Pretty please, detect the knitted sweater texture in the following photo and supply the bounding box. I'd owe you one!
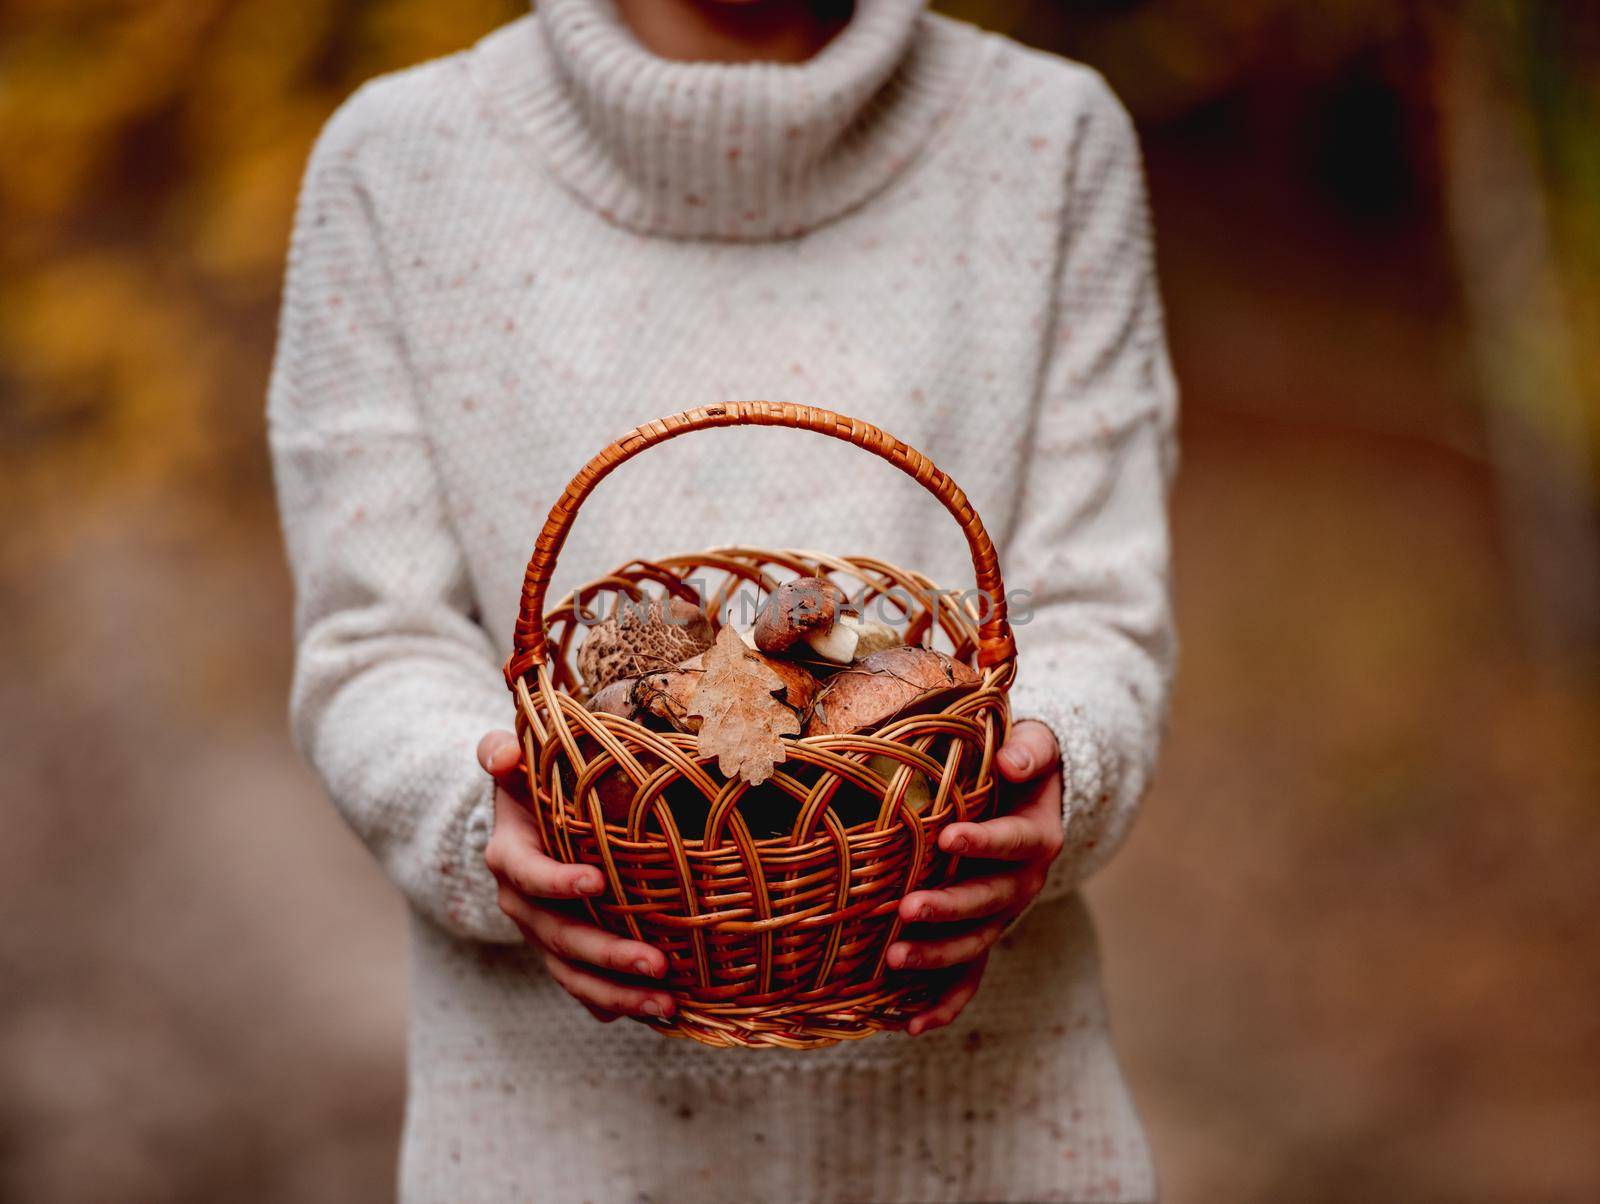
[267,1,1177,1200]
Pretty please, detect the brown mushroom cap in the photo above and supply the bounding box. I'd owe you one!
[593,768,638,826]
[756,654,821,713]
[586,678,638,719]
[632,658,703,731]
[559,733,641,826]
[752,577,844,654]
[577,595,713,694]
[803,646,979,737]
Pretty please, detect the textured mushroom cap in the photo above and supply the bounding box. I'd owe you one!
[753,577,843,653]
[803,647,979,737]
[845,616,903,660]
[576,596,714,693]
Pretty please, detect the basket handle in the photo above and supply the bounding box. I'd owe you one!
[506,402,1017,684]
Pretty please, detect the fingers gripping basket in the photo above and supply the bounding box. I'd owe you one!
[504,403,1017,1049]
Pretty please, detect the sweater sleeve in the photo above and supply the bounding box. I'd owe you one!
[267,93,518,944]
[1003,76,1178,899]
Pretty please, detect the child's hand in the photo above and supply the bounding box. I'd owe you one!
[888,720,1065,1036]
[478,731,676,1025]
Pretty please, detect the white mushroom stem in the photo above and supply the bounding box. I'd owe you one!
[803,613,901,664]
[803,616,860,663]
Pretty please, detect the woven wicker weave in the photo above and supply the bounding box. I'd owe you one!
[504,404,1017,1049]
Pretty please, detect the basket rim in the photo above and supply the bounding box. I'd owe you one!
[515,669,1010,853]
[514,545,1016,850]
[506,403,1018,683]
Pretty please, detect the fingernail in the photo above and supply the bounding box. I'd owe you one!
[916,904,932,921]
[641,1000,663,1017]
[634,958,656,977]
[1003,748,1031,775]
[576,873,604,895]
[907,1019,924,1036]
[950,835,970,854]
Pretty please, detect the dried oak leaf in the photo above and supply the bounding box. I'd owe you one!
[637,650,818,734]
[687,626,801,785]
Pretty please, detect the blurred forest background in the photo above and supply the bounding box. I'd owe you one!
[2,1,1597,1201]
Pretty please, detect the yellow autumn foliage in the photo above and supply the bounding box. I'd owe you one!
[0,0,1592,525]
[0,0,523,519]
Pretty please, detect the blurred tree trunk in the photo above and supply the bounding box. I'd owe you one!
[1435,1,1600,683]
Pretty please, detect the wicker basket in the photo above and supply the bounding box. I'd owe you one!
[503,403,1017,1049]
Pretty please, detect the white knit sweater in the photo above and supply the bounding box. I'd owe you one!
[268,1,1176,1200]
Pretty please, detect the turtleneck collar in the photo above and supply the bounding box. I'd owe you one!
[472,0,981,241]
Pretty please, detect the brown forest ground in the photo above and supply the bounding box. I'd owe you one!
[2,56,1597,1204]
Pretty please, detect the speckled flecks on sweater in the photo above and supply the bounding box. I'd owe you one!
[268,1,1176,1200]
